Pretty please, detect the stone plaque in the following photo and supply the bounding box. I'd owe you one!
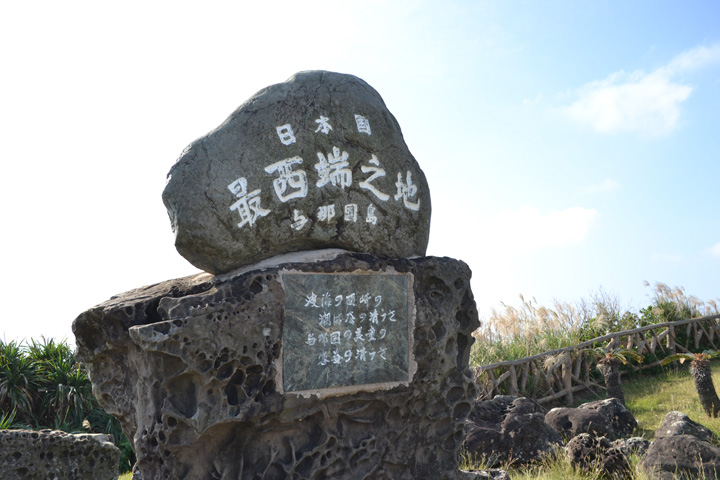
[280,271,414,394]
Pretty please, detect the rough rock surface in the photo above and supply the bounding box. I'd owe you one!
[458,469,512,479]
[545,398,636,441]
[0,429,120,480]
[463,395,563,466]
[611,437,651,457]
[73,253,478,480]
[577,398,637,438]
[545,406,614,440]
[640,434,720,480]
[565,433,631,479]
[163,71,431,274]
[654,410,715,441]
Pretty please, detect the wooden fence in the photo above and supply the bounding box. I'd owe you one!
[473,313,720,406]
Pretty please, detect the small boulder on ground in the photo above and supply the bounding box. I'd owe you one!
[565,433,632,479]
[640,434,720,480]
[464,395,563,466]
[458,469,511,479]
[578,398,637,438]
[611,437,651,457]
[545,397,637,440]
[654,410,715,441]
[545,406,614,440]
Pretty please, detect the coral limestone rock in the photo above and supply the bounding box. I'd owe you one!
[73,253,478,479]
[0,429,120,480]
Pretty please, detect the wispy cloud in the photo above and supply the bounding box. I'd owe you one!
[583,179,620,194]
[485,206,597,254]
[706,241,720,259]
[560,44,720,137]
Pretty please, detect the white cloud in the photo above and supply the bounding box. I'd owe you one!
[583,179,620,194]
[484,206,597,254]
[661,44,720,75]
[706,242,720,259]
[561,44,720,137]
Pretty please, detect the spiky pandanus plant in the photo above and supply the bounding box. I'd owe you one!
[661,350,720,417]
[587,346,643,405]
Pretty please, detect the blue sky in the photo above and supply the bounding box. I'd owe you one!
[1,1,718,344]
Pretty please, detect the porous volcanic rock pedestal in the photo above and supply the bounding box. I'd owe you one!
[162,70,431,274]
[0,429,121,480]
[73,253,479,479]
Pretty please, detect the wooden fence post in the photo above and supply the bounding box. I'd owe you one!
[562,351,573,405]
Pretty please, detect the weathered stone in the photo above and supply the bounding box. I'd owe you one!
[545,406,614,440]
[545,398,636,441]
[162,71,431,274]
[611,436,651,457]
[458,469,512,479]
[565,433,631,479]
[654,410,715,441]
[577,398,637,439]
[0,429,121,480]
[464,395,563,466]
[640,434,720,480]
[73,253,478,479]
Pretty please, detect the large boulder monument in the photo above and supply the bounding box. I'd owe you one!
[73,71,479,480]
[162,70,431,274]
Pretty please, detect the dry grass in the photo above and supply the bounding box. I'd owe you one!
[471,283,720,366]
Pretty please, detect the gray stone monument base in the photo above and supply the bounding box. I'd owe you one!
[73,252,479,480]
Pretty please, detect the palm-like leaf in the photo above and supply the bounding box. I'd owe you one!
[0,340,41,424]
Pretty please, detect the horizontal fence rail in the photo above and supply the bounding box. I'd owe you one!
[473,313,720,405]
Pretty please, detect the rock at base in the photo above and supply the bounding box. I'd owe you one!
[545,398,637,441]
[463,395,563,467]
[73,253,478,480]
[565,433,631,479]
[640,434,720,480]
[654,410,715,442]
[577,398,637,438]
[545,407,613,440]
[0,429,121,480]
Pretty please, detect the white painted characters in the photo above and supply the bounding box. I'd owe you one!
[276,124,297,145]
[359,155,390,201]
[264,157,308,202]
[227,178,271,228]
[314,115,333,134]
[228,113,421,231]
[394,171,421,211]
[354,114,371,135]
[315,146,352,189]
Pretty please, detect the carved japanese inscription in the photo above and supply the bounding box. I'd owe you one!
[280,271,414,394]
[162,71,431,274]
[226,115,422,232]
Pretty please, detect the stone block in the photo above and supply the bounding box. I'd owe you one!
[0,429,120,480]
[73,252,478,479]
